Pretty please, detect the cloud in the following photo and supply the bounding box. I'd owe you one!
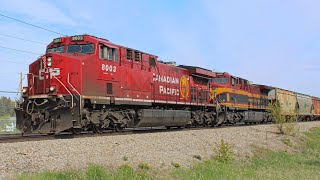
[0,0,76,26]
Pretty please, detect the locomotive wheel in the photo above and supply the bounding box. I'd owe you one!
[71,128,82,135]
[94,126,104,134]
[115,124,124,132]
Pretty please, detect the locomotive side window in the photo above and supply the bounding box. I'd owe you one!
[217,93,227,102]
[99,44,118,62]
[100,45,108,59]
[108,48,113,60]
[231,77,236,86]
[114,49,118,62]
[230,94,236,102]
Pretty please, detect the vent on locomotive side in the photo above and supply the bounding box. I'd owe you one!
[127,49,133,60]
[107,83,113,94]
[149,56,156,67]
[134,51,141,61]
[165,61,176,66]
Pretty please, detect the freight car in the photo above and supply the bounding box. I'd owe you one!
[268,88,320,121]
[14,34,319,134]
[312,97,320,118]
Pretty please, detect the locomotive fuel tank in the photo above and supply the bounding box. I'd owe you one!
[135,109,191,127]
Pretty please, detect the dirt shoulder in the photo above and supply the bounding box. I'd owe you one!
[1,121,319,178]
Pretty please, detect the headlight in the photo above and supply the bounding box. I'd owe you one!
[47,57,52,67]
[49,86,56,92]
[22,87,28,94]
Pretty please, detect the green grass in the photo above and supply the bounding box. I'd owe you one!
[174,128,320,179]
[19,128,320,180]
[19,164,154,180]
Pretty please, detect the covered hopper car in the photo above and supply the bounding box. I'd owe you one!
[268,88,320,121]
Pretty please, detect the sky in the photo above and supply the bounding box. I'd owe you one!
[0,0,319,99]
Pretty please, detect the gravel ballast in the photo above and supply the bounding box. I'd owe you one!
[1,121,320,178]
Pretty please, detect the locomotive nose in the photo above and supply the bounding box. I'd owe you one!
[38,55,61,94]
[28,53,77,96]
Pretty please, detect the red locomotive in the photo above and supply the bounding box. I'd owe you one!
[15,34,317,135]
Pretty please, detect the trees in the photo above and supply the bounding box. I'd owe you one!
[0,96,15,117]
[0,96,16,132]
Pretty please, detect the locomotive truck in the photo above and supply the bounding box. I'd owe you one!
[15,34,319,134]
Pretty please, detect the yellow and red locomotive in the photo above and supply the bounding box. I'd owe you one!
[15,34,275,134]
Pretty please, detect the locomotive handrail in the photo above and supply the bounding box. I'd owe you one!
[27,73,37,95]
[53,75,74,109]
[67,73,81,96]
[67,73,81,109]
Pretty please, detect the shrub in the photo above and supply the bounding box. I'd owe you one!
[267,101,298,135]
[122,155,128,161]
[121,163,132,168]
[172,162,181,168]
[213,139,234,163]
[281,138,293,147]
[138,162,151,170]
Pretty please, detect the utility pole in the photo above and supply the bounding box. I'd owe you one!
[19,72,22,104]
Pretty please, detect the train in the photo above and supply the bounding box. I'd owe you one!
[14,34,320,134]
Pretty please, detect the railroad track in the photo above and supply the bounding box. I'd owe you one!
[0,127,181,143]
[0,122,265,143]
[11,120,320,143]
[0,133,53,143]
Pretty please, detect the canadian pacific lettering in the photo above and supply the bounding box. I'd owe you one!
[159,86,179,95]
[153,73,180,95]
[152,73,179,84]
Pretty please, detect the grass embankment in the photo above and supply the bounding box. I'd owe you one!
[19,128,320,179]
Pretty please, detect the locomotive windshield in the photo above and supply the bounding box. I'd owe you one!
[213,77,228,84]
[67,44,94,54]
[47,46,64,53]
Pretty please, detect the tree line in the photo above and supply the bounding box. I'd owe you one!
[0,96,15,118]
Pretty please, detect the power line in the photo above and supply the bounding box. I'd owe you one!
[0,90,20,94]
[0,33,46,45]
[0,45,41,55]
[0,59,29,65]
[0,13,66,36]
